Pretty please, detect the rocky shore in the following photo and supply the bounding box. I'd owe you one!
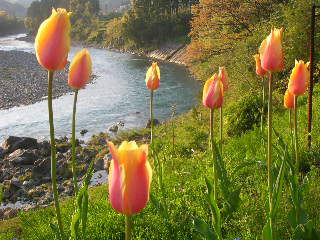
[0,134,110,220]
[0,50,72,110]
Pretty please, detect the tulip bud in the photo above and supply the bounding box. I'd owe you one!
[218,66,229,91]
[288,60,309,96]
[284,89,294,109]
[202,73,224,109]
[108,141,152,215]
[145,62,160,90]
[253,54,267,76]
[35,8,71,71]
[259,28,284,72]
[68,49,92,89]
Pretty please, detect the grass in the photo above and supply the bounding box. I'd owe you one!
[1,85,320,239]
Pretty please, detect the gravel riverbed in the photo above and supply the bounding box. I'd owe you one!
[0,50,71,110]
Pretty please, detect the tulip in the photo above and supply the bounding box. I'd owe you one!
[145,62,160,145]
[284,89,294,109]
[288,60,309,96]
[259,27,285,239]
[253,54,267,76]
[259,28,284,72]
[145,62,160,90]
[218,66,229,91]
[108,141,152,215]
[202,73,223,109]
[35,8,71,71]
[68,49,92,89]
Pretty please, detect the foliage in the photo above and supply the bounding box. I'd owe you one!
[0,10,24,36]
[104,2,192,50]
[225,93,265,137]
[188,0,320,102]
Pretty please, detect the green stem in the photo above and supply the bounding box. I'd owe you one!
[150,90,154,146]
[267,72,273,238]
[219,106,223,154]
[125,214,133,240]
[71,90,79,195]
[261,77,265,133]
[210,108,217,201]
[48,71,65,239]
[289,109,295,159]
[294,96,299,173]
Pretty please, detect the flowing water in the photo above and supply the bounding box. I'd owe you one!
[0,34,199,141]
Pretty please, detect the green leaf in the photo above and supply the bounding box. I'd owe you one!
[294,220,320,240]
[262,222,273,240]
[193,218,218,240]
[271,149,286,219]
[150,194,169,219]
[81,191,89,234]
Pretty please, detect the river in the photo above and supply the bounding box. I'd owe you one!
[0,34,199,141]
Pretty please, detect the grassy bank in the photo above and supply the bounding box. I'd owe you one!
[1,82,320,239]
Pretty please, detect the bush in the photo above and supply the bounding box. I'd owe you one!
[225,93,264,137]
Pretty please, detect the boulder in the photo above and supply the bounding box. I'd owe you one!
[2,136,38,154]
[32,157,50,178]
[109,125,118,133]
[146,119,160,128]
[38,140,51,157]
[8,149,39,165]
[80,129,88,135]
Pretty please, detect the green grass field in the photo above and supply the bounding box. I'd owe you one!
[1,85,320,240]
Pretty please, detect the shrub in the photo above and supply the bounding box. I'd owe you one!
[225,94,264,137]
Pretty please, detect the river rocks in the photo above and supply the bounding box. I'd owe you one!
[38,140,51,157]
[32,157,51,179]
[0,50,73,110]
[0,135,107,216]
[2,136,38,154]
[109,125,118,132]
[8,149,39,165]
[146,119,160,128]
[80,129,88,135]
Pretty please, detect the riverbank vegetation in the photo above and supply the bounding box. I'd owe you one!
[1,83,320,239]
[0,10,24,36]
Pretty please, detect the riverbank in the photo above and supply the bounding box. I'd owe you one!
[1,91,320,239]
[0,50,72,110]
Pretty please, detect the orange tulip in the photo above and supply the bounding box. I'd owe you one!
[218,66,229,91]
[284,89,295,109]
[145,62,160,90]
[108,141,152,215]
[253,54,267,76]
[68,49,92,89]
[288,60,309,96]
[35,8,71,71]
[202,73,224,109]
[259,28,284,72]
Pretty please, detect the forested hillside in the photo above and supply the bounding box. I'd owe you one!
[0,0,26,17]
[187,0,318,101]
[0,10,24,35]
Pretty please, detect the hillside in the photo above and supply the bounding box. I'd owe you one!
[5,0,33,8]
[0,0,26,17]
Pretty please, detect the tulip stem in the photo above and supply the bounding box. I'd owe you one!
[267,72,274,238]
[294,96,299,173]
[71,90,79,195]
[210,108,217,201]
[150,90,154,146]
[125,214,133,240]
[48,71,65,239]
[261,77,266,134]
[219,106,223,154]
[289,109,295,159]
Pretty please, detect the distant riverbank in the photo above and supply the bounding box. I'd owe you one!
[0,50,72,110]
